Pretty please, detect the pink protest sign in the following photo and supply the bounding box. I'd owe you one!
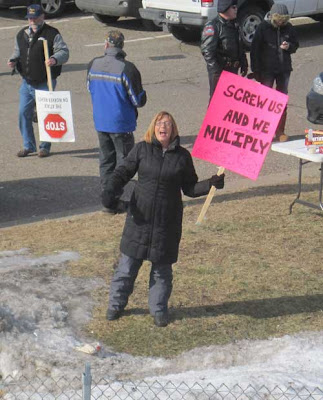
[192,71,289,180]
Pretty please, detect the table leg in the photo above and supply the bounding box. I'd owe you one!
[319,162,323,210]
[289,158,303,214]
[289,160,323,213]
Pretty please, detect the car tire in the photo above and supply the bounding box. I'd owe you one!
[169,26,201,43]
[40,0,66,18]
[93,13,119,24]
[141,19,162,31]
[237,5,266,49]
[312,14,323,22]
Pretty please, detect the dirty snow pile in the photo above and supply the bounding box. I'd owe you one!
[0,249,322,393]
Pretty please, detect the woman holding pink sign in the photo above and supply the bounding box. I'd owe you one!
[102,111,225,327]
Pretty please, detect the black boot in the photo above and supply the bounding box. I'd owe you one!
[153,311,168,327]
[106,309,123,321]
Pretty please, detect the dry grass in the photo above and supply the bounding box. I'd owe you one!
[1,182,323,357]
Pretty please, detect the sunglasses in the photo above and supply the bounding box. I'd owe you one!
[156,121,172,127]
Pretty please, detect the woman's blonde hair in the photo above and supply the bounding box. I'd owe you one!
[143,111,179,144]
[271,13,290,27]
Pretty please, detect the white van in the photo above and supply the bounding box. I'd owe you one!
[139,0,323,46]
[75,0,142,23]
[281,0,323,19]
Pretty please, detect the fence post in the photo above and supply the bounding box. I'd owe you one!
[82,362,92,400]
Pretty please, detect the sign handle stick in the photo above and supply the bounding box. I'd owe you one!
[196,166,225,225]
[43,39,53,91]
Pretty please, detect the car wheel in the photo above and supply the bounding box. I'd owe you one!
[312,14,323,22]
[40,0,66,18]
[93,13,119,24]
[238,6,266,49]
[141,19,162,31]
[169,26,201,43]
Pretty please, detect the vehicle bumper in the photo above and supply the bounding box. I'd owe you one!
[75,0,141,18]
[139,7,206,27]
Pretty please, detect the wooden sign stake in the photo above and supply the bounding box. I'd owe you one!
[42,39,53,91]
[196,166,225,225]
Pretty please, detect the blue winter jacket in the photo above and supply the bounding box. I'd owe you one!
[87,47,146,133]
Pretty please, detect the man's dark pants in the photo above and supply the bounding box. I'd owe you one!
[208,66,239,102]
[97,131,135,190]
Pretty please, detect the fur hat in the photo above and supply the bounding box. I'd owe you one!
[217,0,237,13]
[270,3,289,16]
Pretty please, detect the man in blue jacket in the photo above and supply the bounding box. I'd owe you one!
[87,30,147,211]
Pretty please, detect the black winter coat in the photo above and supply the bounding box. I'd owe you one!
[107,137,211,264]
[201,15,247,75]
[250,19,299,75]
[16,24,62,84]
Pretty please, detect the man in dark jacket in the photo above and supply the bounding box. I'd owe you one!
[250,4,299,142]
[87,30,147,211]
[201,0,248,101]
[8,4,69,158]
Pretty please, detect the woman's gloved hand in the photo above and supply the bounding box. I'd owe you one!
[210,173,225,189]
[102,189,117,209]
[240,66,248,77]
[102,190,129,214]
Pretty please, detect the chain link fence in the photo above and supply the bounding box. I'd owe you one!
[1,363,322,400]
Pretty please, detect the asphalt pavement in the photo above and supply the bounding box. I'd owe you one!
[1,7,322,228]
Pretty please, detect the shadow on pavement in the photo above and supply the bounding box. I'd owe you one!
[0,179,321,228]
[0,176,136,228]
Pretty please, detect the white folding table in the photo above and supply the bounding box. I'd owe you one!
[271,139,323,213]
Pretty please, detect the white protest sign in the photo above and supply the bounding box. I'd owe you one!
[35,90,75,142]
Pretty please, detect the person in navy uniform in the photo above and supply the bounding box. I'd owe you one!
[201,0,248,101]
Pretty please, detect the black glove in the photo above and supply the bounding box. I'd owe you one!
[102,189,118,209]
[210,174,225,189]
[247,72,261,82]
[254,71,261,82]
[240,66,248,77]
[102,190,129,214]
[114,199,128,214]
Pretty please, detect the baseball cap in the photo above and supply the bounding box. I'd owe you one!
[105,30,125,49]
[26,4,44,19]
[217,0,238,13]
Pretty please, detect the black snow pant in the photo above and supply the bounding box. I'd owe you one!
[108,253,173,315]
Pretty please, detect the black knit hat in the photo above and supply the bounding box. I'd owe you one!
[270,4,289,15]
[217,0,237,13]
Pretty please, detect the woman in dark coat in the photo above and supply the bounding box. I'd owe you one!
[104,111,225,327]
[250,3,299,142]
